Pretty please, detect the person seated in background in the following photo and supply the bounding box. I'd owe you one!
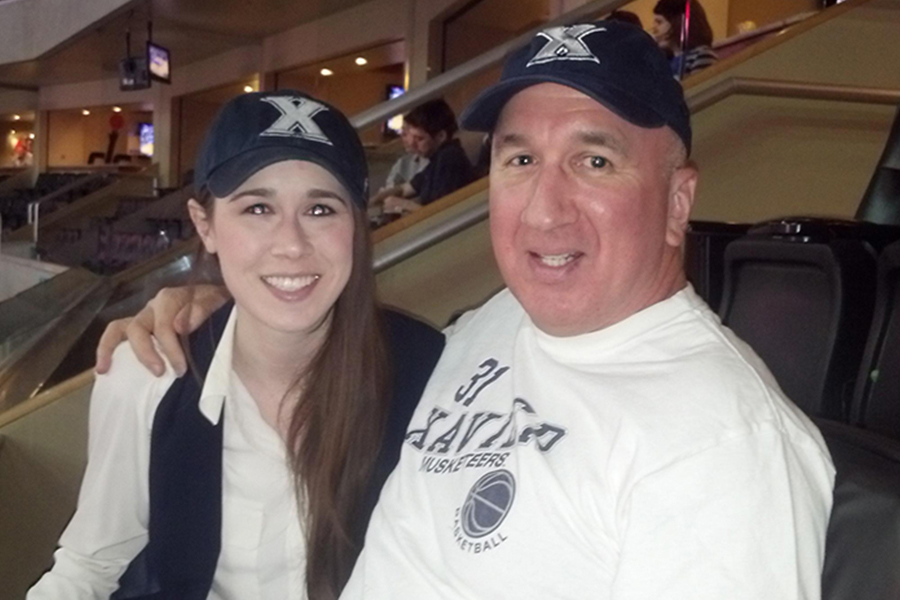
[652,0,718,79]
[379,121,429,191]
[370,99,475,215]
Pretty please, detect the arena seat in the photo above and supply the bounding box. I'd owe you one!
[818,418,900,599]
[857,105,900,226]
[850,241,900,439]
[718,223,877,420]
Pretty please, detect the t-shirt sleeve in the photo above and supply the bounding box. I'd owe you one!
[610,427,835,600]
[27,345,175,600]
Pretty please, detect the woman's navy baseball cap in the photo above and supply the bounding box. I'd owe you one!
[194,90,369,207]
[460,21,692,155]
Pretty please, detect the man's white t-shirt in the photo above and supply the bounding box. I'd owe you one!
[343,286,835,599]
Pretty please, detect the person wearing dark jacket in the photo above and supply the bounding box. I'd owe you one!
[371,99,475,215]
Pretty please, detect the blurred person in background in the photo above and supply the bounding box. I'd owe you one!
[652,0,718,78]
[370,99,474,215]
[379,121,429,192]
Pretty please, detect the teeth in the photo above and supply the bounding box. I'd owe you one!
[262,275,319,292]
[539,253,576,267]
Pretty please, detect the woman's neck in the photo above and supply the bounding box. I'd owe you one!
[231,307,330,437]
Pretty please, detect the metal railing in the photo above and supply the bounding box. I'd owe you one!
[350,0,631,130]
[24,171,110,247]
[688,78,900,113]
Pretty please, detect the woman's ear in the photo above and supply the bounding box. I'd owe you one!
[187,198,217,254]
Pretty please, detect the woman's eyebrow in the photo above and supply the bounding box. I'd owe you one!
[308,188,349,205]
[229,187,274,202]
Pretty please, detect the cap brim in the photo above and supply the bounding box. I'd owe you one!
[460,74,667,133]
[205,145,363,206]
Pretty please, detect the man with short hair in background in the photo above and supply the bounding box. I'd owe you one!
[342,21,834,599]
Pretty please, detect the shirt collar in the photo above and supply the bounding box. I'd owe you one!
[526,284,700,362]
[197,305,238,425]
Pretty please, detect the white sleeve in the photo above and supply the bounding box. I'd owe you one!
[610,427,835,600]
[382,156,406,190]
[27,345,175,600]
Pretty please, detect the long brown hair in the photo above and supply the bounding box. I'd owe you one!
[654,0,714,50]
[189,186,390,599]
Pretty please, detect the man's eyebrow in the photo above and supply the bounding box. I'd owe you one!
[229,187,273,201]
[577,130,628,156]
[492,132,529,149]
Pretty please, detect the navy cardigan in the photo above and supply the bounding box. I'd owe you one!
[111,305,445,599]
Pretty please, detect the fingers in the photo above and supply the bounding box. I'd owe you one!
[128,305,169,376]
[95,318,131,374]
[148,287,192,376]
[94,285,230,378]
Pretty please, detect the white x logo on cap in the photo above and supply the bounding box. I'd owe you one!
[526,25,606,67]
[259,96,333,145]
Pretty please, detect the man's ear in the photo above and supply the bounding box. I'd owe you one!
[665,163,698,248]
[435,130,449,146]
[187,198,217,254]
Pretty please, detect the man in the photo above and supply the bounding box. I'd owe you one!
[99,22,834,599]
[341,22,834,598]
[370,99,475,214]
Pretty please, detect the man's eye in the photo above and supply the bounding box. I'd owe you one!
[309,204,335,217]
[510,155,534,167]
[244,203,270,215]
[588,156,608,169]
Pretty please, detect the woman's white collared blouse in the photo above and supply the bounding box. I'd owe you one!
[28,307,307,600]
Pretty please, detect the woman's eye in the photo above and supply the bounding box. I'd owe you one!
[244,203,270,215]
[308,204,335,217]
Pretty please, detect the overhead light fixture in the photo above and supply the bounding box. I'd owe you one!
[10,130,15,135]
[82,109,91,116]
[112,106,122,113]
[243,85,254,93]
[29,133,35,139]
[12,114,21,121]
[355,57,368,66]
[320,68,334,76]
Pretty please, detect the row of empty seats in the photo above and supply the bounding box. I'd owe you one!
[0,173,115,233]
[712,218,900,441]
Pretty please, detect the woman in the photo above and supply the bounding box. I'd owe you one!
[28,91,444,600]
[651,0,718,79]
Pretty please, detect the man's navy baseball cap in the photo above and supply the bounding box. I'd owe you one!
[194,90,368,207]
[461,21,692,154]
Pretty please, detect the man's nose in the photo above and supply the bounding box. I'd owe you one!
[521,165,578,230]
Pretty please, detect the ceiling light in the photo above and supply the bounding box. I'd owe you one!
[82,109,91,116]
[112,106,122,113]
[320,68,334,76]
[243,85,254,93]
[29,133,35,139]
[12,114,20,121]
[10,130,15,135]
[355,57,368,66]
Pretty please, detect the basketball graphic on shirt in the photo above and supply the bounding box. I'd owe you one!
[461,470,516,538]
